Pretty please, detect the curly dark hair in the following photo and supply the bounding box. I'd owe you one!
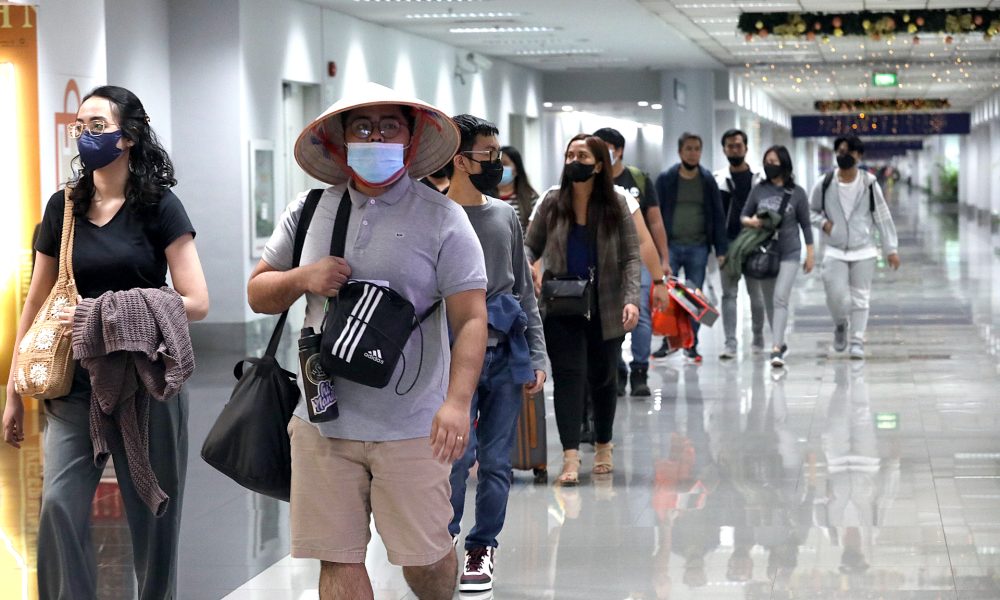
[70,85,176,217]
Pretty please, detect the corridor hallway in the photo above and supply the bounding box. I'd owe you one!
[3,184,1000,599]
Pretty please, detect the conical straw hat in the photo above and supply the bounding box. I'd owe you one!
[294,82,459,186]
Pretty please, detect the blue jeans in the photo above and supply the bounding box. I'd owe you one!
[619,267,652,375]
[448,344,523,549]
[668,243,710,348]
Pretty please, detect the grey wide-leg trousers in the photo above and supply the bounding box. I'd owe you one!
[37,389,188,600]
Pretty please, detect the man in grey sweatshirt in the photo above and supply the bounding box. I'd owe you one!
[445,114,547,594]
[810,135,901,359]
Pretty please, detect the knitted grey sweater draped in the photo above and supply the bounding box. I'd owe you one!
[72,287,194,516]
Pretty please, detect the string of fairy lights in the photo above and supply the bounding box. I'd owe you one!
[735,31,1000,108]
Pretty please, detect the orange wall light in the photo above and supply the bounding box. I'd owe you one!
[0,3,40,387]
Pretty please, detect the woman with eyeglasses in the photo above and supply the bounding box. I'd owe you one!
[2,85,208,599]
[524,134,640,485]
[498,145,539,232]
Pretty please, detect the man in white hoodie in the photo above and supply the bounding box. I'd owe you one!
[810,135,901,359]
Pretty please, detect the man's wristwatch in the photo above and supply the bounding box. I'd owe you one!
[653,276,668,286]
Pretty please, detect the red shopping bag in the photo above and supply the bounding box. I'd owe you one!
[650,291,694,351]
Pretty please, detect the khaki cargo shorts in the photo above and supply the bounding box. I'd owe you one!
[287,416,454,566]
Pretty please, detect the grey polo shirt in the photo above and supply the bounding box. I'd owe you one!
[262,175,488,441]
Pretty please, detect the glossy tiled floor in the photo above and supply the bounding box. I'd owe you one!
[4,184,1000,599]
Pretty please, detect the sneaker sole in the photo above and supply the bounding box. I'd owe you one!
[459,581,494,592]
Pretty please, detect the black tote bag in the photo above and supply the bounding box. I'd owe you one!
[200,188,326,501]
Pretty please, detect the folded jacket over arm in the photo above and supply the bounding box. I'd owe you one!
[72,287,195,516]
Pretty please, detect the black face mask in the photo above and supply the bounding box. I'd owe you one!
[836,154,857,170]
[468,159,503,193]
[727,155,745,167]
[764,164,783,181]
[429,167,448,180]
[681,160,699,171]
[566,161,596,183]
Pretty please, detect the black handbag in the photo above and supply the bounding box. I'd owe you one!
[200,188,324,501]
[743,190,791,280]
[541,269,594,319]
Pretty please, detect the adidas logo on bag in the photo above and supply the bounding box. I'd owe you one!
[363,349,384,364]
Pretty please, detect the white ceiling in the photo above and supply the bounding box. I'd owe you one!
[316,0,1000,114]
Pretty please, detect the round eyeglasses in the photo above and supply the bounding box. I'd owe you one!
[68,121,116,139]
[347,117,406,141]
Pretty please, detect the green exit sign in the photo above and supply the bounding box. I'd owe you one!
[873,72,898,87]
[875,412,899,430]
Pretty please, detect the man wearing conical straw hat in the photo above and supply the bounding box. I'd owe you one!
[248,82,488,599]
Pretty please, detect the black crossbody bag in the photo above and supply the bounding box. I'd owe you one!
[541,268,595,320]
[744,189,791,280]
[318,193,439,393]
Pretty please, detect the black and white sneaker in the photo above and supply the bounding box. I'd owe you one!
[651,339,677,359]
[460,546,495,593]
[770,344,788,368]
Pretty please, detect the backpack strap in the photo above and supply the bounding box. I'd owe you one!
[627,165,647,198]
[868,183,875,213]
[821,171,835,215]
[264,188,326,358]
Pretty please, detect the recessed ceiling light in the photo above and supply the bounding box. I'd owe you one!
[543,102,553,108]
[515,49,596,56]
[407,11,519,19]
[450,26,555,33]
[651,103,663,110]
[561,105,574,112]
[637,101,649,107]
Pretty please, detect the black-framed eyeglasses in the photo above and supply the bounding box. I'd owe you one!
[347,117,406,141]
[68,120,116,139]
[461,149,503,163]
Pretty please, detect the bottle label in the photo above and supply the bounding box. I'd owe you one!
[304,354,328,385]
[310,380,337,415]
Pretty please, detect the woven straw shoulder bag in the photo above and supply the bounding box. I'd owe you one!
[14,188,78,399]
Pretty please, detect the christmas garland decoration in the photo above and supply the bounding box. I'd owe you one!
[815,99,951,113]
[738,10,1000,42]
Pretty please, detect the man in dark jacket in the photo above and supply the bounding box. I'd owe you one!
[653,133,727,362]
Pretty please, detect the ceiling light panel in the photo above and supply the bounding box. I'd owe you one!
[405,12,519,19]
[450,26,555,33]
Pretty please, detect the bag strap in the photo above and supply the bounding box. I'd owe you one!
[58,188,76,283]
[868,183,875,213]
[264,188,325,358]
[328,190,352,257]
[771,188,792,241]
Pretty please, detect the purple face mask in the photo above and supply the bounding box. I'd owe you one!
[77,130,124,171]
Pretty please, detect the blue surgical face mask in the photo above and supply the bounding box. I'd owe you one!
[77,130,124,171]
[499,166,514,186]
[346,142,406,186]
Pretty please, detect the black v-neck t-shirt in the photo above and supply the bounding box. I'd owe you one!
[35,190,196,299]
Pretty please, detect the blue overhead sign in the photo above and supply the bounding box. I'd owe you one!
[792,112,970,138]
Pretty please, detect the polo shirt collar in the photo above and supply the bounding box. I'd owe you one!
[348,173,412,208]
